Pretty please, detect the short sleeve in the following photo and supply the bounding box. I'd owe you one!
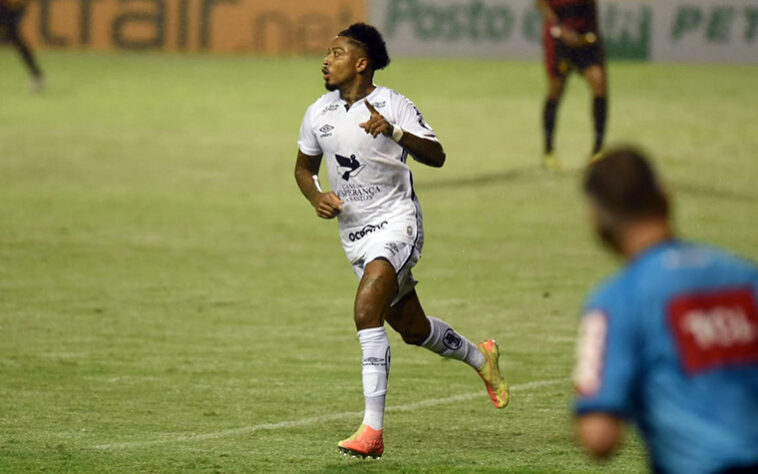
[297,104,322,156]
[392,94,439,143]
[573,285,639,418]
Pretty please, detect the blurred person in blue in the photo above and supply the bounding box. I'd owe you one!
[573,147,758,474]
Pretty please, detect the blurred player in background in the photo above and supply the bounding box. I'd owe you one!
[537,0,607,169]
[0,0,44,91]
[573,148,758,473]
[295,23,509,459]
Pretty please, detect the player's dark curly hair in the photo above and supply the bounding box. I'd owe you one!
[338,23,391,71]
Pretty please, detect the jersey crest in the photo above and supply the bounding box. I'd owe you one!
[335,154,365,181]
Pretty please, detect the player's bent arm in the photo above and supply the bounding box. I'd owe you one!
[574,413,624,458]
[294,150,343,219]
[398,133,446,168]
[360,101,446,168]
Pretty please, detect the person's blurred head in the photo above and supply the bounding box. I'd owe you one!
[322,23,390,92]
[583,147,671,256]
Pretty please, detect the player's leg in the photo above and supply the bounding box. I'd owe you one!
[339,258,397,459]
[353,258,395,437]
[385,290,510,408]
[544,75,566,157]
[582,64,607,157]
[542,32,567,170]
[385,290,483,368]
[6,11,45,91]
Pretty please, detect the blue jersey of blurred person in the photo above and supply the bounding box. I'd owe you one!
[573,147,758,474]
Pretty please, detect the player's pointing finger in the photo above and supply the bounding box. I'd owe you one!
[365,101,379,116]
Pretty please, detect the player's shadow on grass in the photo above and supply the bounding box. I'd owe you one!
[418,165,757,203]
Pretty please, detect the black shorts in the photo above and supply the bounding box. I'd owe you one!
[544,35,605,78]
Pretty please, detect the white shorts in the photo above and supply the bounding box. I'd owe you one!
[346,219,424,306]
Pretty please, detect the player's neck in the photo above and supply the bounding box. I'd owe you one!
[621,219,673,260]
[339,76,376,107]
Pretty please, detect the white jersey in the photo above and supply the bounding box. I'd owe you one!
[298,85,438,263]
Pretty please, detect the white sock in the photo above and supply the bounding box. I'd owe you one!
[358,327,389,431]
[421,316,485,370]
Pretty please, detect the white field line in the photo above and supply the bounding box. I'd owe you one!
[93,378,565,450]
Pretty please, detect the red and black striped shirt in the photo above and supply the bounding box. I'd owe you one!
[545,0,599,34]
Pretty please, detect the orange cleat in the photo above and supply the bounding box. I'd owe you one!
[338,424,384,459]
[476,339,510,409]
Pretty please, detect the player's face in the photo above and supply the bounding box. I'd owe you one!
[322,36,366,91]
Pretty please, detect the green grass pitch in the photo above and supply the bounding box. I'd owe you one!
[0,51,756,472]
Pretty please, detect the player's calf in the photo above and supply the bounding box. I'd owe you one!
[386,313,429,346]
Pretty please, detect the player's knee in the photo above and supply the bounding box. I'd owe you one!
[548,82,565,100]
[354,305,382,329]
[354,286,384,329]
[591,81,606,97]
[585,71,606,96]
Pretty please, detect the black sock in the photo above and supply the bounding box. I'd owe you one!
[592,96,607,154]
[543,99,559,154]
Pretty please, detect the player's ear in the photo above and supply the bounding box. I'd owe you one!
[355,57,368,73]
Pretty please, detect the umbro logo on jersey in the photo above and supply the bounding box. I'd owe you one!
[335,153,365,181]
[319,124,334,137]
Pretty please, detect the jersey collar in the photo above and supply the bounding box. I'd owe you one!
[629,238,679,266]
[339,84,381,112]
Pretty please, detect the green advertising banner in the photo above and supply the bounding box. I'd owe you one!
[652,0,758,62]
[370,0,651,60]
[602,1,651,60]
[370,0,758,63]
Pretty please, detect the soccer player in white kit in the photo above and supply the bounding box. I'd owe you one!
[294,23,509,459]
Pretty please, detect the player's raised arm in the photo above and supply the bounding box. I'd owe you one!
[294,150,343,219]
[359,100,446,168]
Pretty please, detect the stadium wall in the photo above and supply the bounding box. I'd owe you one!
[371,0,758,63]
[651,0,758,62]
[18,0,758,62]
[19,0,365,53]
